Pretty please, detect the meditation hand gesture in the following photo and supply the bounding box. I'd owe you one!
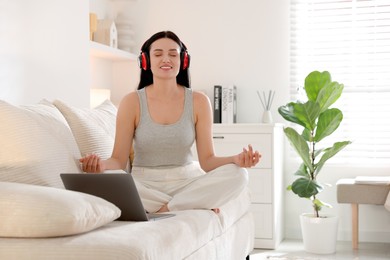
[234,145,261,168]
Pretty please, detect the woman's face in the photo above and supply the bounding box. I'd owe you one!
[149,38,181,79]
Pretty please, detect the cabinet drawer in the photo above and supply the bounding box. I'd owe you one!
[251,203,273,239]
[212,133,272,169]
[247,169,272,203]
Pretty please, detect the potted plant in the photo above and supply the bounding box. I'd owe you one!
[278,70,351,254]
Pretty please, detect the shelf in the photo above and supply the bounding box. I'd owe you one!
[89,41,137,61]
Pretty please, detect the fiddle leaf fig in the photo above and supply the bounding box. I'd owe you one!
[278,71,351,217]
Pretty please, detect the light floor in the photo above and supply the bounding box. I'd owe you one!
[250,239,390,260]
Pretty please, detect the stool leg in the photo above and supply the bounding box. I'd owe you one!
[351,203,359,249]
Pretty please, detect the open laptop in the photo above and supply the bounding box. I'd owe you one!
[60,173,175,221]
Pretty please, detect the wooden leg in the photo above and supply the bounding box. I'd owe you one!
[351,203,359,249]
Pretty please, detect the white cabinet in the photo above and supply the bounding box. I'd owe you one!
[212,123,284,249]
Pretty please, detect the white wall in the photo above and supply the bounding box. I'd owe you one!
[0,0,89,107]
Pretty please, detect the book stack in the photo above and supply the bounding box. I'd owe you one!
[213,85,237,124]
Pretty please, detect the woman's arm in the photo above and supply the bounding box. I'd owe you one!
[193,91,261,172]
[80,92,139,173]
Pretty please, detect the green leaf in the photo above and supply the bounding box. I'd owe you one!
[301,128,312,142]
[278,102,306,128]
[313,198,332,209]
[316,82,344,113]
[314,108,343,142]
[284,127,314,172]
[292,101,321,131]
[304,71,331,102]
[291,178,323,198]
[315,141,352,175]
[294,163,310,178]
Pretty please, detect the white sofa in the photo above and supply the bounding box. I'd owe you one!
[0,99,254,260]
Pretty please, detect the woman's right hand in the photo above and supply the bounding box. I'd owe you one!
[79,153,105,173]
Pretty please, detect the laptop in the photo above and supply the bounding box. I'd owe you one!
[60,173,175,221]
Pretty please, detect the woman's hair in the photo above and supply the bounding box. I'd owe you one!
[137,31,191,90]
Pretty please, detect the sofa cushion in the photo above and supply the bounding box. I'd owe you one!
[0,181,121,238]
[0,100,81,188]
[53,99,117,160]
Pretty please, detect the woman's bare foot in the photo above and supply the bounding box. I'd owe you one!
[212,208,220,214]
[157,203,169,213]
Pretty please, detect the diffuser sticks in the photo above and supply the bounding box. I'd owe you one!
[257,90,275,111]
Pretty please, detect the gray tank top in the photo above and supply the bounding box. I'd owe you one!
[132,87,195,168]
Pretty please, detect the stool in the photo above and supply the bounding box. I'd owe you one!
[336,178,390,249]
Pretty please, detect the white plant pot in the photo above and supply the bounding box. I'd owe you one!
[300,213,339,254]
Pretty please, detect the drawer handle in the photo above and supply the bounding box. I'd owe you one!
[213,136,225,139]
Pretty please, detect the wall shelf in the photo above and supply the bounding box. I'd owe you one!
[90,41,137,61]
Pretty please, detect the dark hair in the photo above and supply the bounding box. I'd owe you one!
[137,31,191,90]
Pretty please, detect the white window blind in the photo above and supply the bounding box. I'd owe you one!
[290,0,390,165]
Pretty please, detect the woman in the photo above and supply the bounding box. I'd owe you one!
[80,31,261,213]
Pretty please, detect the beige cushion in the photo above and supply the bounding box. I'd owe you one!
[53,99,117,160]
[0,100,81,188]
[0,181,121,238]
[336,178,390,205]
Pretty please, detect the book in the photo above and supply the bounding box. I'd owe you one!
[221,85,237,124]
[213,85,222,123]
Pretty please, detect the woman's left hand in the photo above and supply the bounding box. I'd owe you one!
[234,144,261,168]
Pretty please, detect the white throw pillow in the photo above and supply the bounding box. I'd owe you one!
[0,100,81,188]
[53,99,117,160]
[0,182,121,238]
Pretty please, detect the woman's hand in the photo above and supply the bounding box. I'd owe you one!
[234,145,261,168]
[79,153,105,173]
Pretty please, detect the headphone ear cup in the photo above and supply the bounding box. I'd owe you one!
[181,51,190,70]
[139,52,149,70]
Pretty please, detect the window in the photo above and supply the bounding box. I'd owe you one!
[290,0,390,165]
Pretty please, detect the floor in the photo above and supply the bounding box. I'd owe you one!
[250,239,390,260]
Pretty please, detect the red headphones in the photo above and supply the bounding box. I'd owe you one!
[138,50,190,71]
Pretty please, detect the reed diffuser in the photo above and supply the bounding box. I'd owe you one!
[257,90,275,123]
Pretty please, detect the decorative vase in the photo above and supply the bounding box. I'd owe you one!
[262,110,273,123]
[300,213,339,254]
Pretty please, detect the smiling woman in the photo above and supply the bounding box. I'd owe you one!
[79,30,261,215]
[137,31,191,88]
